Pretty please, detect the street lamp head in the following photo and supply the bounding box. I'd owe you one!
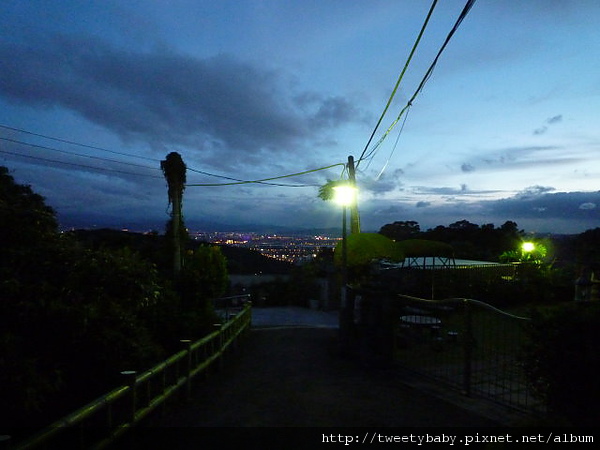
[333,184,357,207]
[522,242,535,253]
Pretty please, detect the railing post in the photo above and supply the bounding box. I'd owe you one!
[120,370,138,424]
[462,300,473,397]
[180,339,192,401]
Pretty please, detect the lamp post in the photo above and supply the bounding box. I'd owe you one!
[333,184,357,355]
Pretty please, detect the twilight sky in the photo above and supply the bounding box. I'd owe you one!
[1,0,599,234]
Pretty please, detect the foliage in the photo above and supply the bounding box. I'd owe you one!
[0,165,225,429]
[380,219,522,261]
[395,239,454,258]
[170,245,227,340]
[181,245,229,301]
[160,151,187,204]
[499,242,548,264]
[573,227,600,264]
[318,179,344,202]
[161,152,187,274]
[333,232,404,268]
[245,266,320,308]
[379,220,421,241]
[521,302,600,426]
[0,166,58,246]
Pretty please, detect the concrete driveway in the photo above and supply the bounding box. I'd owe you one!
[250,306,339,328]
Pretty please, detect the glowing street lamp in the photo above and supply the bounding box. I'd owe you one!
[333,184,357,207]
[522,242,535,253]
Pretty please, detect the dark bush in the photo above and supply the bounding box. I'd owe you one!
[0,166,225,430]
[521,302,600,426]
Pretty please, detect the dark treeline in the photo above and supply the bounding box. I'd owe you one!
[0,167,230,432]
[379,219,522,261]
[378,219,600,267]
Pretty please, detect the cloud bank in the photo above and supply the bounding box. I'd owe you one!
[0,35,368,167]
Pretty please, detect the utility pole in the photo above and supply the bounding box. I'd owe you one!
[339,155,360,357]
[347,155,360,234]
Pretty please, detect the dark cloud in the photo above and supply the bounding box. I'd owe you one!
[533,114,562,135]
[491,190,600,222]
[366,190,600,235]
[515,185,555,199]
[461,163,475,172]
[368,203,407,218]
[295,92,371,129]
[416,186,464,195]
[414,185,495,196]
[546,114,563,124]
[482,146,557,165]
[0,35,367,162]
[357,168,404,196]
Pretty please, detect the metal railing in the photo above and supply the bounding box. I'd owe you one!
[13,301,252,450]
[393,294,545,414]
[384,263,517,300]
[213,294,252,320]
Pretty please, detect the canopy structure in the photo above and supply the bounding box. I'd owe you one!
[395,239,455,269]
[334,232,405,268]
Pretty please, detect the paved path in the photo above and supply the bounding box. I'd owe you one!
[250,306,339,329]
[144,307,506,429]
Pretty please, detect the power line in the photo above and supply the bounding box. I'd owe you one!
[0,123,337,188]
[0,149,163,178]
[357,0,477,169]
[186,163,346,187]
[357,0,438,166]
[0,136,161,171]
[187,166,316,187]
[0,123,161,162]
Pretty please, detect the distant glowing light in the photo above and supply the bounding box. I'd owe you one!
[522,242,535,252]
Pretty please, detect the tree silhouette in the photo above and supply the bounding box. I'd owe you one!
[161,152,187,274]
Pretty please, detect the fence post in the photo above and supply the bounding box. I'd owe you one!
[462,300,473,397]
[120,370,138,424]
[180,339,192,402]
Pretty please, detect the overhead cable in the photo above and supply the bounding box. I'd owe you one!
[0,149,163,178]
[186,163,346,187]
[187,166,317,187]
[357,0,477,169]
[0,124,161,162]
[357,0,438,167]
[0,123,340,188]
[0,136,161,171]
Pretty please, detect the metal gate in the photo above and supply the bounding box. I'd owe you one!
[393,294,545,414]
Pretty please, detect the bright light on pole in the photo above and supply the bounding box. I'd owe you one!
[522,242,535,253]
[333,185,357,207]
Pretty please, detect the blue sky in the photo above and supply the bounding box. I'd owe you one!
[1,0,599,234]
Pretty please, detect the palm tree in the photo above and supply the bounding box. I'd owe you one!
[161,152,186,274]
